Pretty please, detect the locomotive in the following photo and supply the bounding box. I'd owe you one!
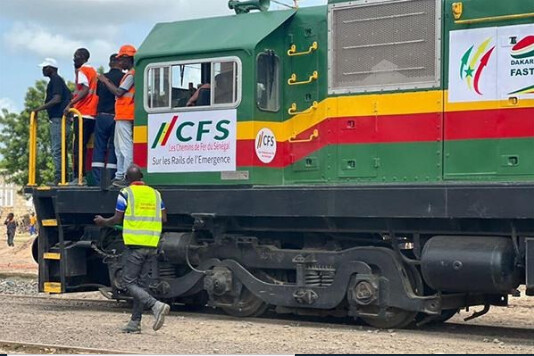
[29,0,534,328]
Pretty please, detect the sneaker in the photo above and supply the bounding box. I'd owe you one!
[112,179,128,188]
[121,320,141,333]
[151,301,170,331]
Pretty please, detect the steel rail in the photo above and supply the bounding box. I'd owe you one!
[0,339,140,354]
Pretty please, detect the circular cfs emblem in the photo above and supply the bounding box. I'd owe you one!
[255,128,277,164]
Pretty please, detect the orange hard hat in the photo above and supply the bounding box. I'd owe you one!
[117,44,137,57]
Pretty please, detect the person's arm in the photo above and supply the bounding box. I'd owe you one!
[94,211,125,227]
[34,77,64,114]
[186,83,210,106]
[33,94,61,114]
[65,71,89,114]
[64,85,89,115]
[98,74,128,97]
[162,209,167,224]
[94,191,127,227]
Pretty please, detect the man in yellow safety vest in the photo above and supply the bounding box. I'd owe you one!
[94,164,170,333]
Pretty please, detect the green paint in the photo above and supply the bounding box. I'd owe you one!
[445,138,534,180]
[136,10,295,61]
[136,1,534,188]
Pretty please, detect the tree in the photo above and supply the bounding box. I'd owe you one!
[0,80,55,187]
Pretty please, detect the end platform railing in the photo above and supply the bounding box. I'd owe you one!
[28,108,84,187]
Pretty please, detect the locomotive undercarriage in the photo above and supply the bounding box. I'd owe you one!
[31,185,533,329]
[86,224,517,329]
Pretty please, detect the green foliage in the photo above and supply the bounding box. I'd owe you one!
[0,80,55,186]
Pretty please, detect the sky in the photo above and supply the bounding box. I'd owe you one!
[0,0,326,114]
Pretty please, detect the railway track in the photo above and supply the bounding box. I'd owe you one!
[0,340,138,354]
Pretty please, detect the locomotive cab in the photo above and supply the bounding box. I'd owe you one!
[135,8,301,186]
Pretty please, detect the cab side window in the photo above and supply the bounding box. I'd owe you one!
[256,51,280,112]
[145,58,241,112]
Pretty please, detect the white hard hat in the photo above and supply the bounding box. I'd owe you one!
[38,58,58,68]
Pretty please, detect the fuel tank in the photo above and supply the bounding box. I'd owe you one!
[421,236,521,293]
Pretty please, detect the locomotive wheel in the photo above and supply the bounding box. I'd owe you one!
[180,291,209,311]
[221,287,268,318]
[360,307,417,329]
[416,308,459,325]
[436,308,459,323]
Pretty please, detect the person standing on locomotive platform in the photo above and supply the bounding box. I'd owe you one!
[98,44,136,189]
[4,213,16,247]
[92,54,124,186]
[32,58,72,185]
[94,164,170,333]
[64,48,98,185]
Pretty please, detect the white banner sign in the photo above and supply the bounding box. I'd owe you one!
[448,24,534,102]
[148,110,236,173]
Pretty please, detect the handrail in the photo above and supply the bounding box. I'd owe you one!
[60,108,84,186]
[288,101,318,116]
[287,41,318,57]
[28,112,37,186]
[288,71,318,86]
[27,108,84,187]
[288,129,319,143]
[454,12,534,25]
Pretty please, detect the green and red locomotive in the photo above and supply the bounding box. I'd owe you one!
[30,0,534,328]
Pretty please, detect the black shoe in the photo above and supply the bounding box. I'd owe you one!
[121,320,141,333]
[151,301,170,331]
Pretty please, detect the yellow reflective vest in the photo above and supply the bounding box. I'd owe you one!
[121,184,163,247]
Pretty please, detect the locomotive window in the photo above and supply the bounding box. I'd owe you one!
[256,52,280,112]
[170,63,203,108]
[147,66,170,109]
[144,57,241,112]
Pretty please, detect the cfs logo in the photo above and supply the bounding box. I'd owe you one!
[255,128,277,164]
[151,115,230,148]
[256,130,275,149]
[459,37,496,95]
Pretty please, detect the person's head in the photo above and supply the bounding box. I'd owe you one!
[125,164,143,184]
[117,45,136,70]
[7,213,14,220]
[109,53,120,69]
[73,48,90,69]
[31,212,35,216]
[38,58,58,77]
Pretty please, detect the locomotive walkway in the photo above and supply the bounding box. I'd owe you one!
[0,293,532,354]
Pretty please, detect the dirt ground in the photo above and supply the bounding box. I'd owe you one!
[0,234,533,354]
[0,233,38,275]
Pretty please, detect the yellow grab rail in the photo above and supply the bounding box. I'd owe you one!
[288,129,319,143]
[454,11,534,25]
[287,41,318,57]
[28,112,37,186]
[288,101,318,116]
[27,108,84,187]
[288,71,318,86]
[60,108,84,186]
